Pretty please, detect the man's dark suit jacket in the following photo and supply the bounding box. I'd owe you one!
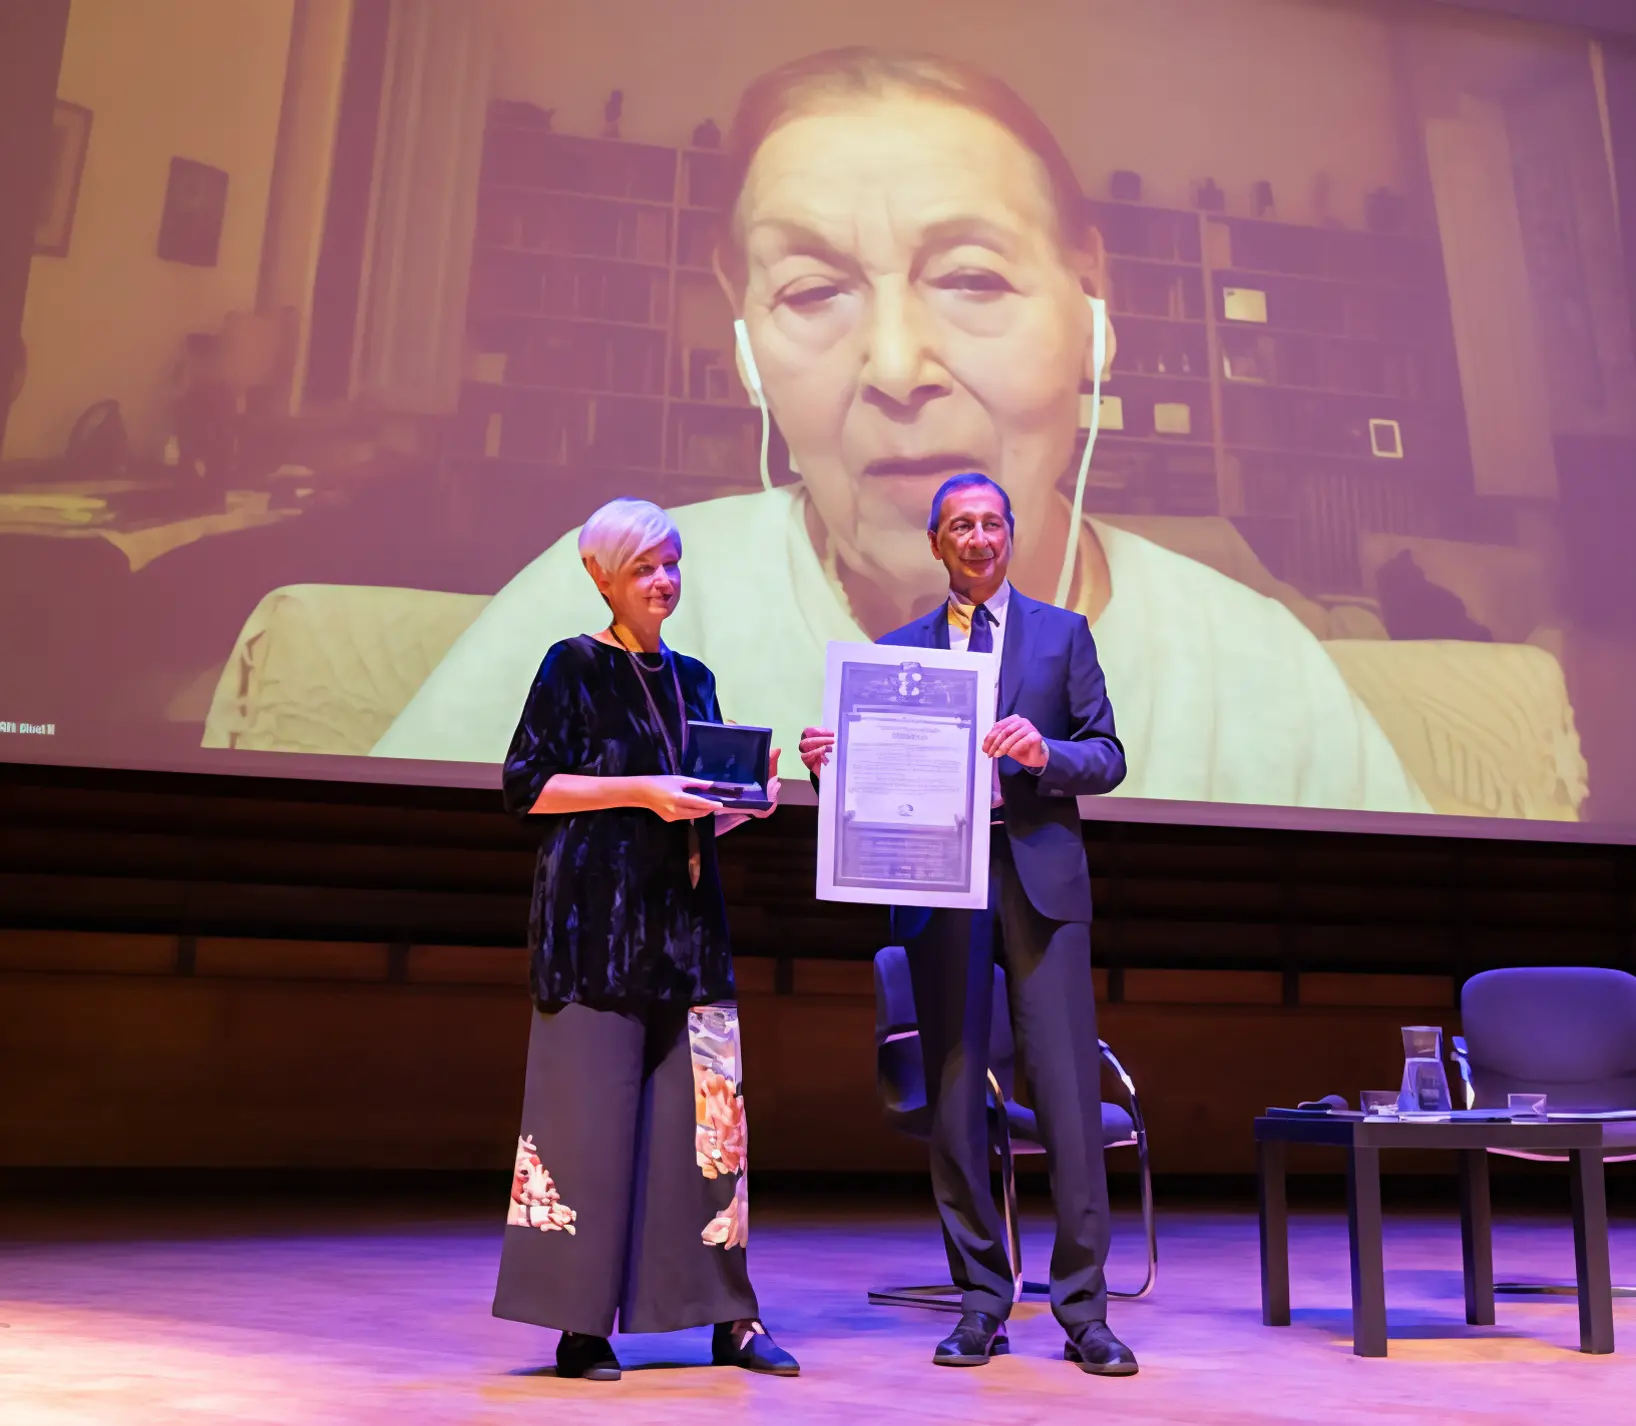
[878,587,1127,924]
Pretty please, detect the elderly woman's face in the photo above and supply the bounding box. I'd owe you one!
[733,93,1096,587]
[591,537,682,626]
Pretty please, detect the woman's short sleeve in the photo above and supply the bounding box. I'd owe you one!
[502,642,593,818]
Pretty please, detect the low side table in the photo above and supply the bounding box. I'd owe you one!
[1254,1114,1613,1357]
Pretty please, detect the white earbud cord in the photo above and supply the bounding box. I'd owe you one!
[1054,296,1106,608]
[734,318,774,492]
[755,398,772,493]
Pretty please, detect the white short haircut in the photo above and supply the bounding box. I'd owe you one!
[577,498,681,577]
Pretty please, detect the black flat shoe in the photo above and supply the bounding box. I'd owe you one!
[1063,1320,1138,1377]
[556,1331,621,1381]
[933,1310,1010,1367]
[712,1319,800,1376]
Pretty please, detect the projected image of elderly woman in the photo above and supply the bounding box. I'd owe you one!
[375,47,1427,816]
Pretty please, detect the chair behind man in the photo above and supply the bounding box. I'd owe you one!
[868,944,1156,1310]
[1452,965,1636,1298]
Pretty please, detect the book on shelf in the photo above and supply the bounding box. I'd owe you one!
[1222,333,1276,384]
[677,211,718,269]
[685,150,732,209]
[466,352,508,384]
[1081,393,1123,431]
[1153,402,1193,437]
[1203,218,1233,269]
[684,346,733,402]
[1222,287,1268,324]
[628,208,670,263]
[677,423,758,478]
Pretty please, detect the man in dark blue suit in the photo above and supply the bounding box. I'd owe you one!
[801,474,1135,1376]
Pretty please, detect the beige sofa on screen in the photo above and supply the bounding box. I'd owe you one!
[200,518,1590,822]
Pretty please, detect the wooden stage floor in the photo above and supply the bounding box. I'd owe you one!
[1,1191,1633,1423]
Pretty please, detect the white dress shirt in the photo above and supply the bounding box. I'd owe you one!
[946,580,1011,808]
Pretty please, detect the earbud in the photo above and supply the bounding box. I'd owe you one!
[1088,295,1108,384]
[733,319,764,411]
[734,318,773,492]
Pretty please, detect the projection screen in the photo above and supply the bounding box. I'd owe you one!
[3,0,1636,842]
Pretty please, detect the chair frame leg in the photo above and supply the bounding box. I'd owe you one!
[990,1069,1050,1304]
[865,1284,968,1311]
[1102,1040,1158,1300]
[865,1073,1046,1313]
[868,1057,1158,1310]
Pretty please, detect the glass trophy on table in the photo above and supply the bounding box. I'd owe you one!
[1396,1025,1453,1113]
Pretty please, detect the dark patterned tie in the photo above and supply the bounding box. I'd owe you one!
[969,603,995,654]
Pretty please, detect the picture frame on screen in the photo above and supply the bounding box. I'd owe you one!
[33,99,92,258]
[157,157,229,268]
[1369,419,1404,459]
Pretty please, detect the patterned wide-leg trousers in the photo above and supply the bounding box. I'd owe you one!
[492,998,759,1336]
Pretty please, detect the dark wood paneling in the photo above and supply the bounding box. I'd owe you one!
[2,756,1631,1174]
[0,948,1465,1175]
[3,762,1633,980]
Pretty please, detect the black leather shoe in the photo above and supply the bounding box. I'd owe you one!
[556,1331,621,1381]
[1063,1320,1138,1376]
[713,1319,800,1376]
[933,1310,1010,1367]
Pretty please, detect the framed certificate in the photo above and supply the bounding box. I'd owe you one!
[815,642,998,909]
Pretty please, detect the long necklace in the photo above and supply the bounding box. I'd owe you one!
[608,624,701,888]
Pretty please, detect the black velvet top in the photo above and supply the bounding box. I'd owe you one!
[501,635,734,1010]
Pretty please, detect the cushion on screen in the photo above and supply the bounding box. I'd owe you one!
[1324,638,1587,820]
[1322,601,1390,640]
[201,584,490,755]
[199,582,1586,826]
[1097,513,1332,637]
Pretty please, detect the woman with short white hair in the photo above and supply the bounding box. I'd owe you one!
[491,497,797,1381]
